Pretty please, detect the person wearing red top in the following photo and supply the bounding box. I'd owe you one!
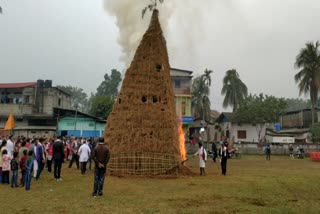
[25,139,31,149]
[46,139,54,173]
[20,149,28,186]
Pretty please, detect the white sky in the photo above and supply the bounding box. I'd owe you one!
[0,0,320,112]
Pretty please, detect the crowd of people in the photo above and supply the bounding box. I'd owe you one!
[264,143,305,160]
[0,135,110,196]
[193,139,309,177]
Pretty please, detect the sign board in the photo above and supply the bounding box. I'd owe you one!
[181,116,193,125]
[272,136,294,144]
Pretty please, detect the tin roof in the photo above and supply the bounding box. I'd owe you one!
[0,82,37,89]
[170,68,193,77]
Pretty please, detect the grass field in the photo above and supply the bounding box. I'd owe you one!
[0,155,319,214]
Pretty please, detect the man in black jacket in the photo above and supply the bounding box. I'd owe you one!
[53,136,64,181]
[219,141,230,176]
[92,137,110,197]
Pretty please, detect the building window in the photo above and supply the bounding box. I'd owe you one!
[25,96,29,104]
[175,80,181,88]
[16,118,23,122]
[181,101,186,115]
[237,130,246,139]
[58,98,61,106]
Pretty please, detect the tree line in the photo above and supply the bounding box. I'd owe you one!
[192,40,320,130]
[60,40,320,130]
[57,69,122,119]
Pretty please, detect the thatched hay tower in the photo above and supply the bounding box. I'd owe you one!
[104,9,181,176]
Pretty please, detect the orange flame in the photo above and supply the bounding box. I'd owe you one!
[178,120,187,161]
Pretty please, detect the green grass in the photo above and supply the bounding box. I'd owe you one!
[1,155,320,214]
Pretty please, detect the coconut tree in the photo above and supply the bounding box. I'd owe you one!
[192,69,213,121]
[202,69,213,87]
[295,41,320,126]
[221,69,248,112]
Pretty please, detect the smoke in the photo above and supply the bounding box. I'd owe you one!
[104,0,213,68]
[104,0,173,66]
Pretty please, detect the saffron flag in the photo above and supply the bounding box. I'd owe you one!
[4,113,15,130]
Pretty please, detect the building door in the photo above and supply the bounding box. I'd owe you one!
[61,130,68,137]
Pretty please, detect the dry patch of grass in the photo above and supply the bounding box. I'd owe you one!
[1,155,320,214]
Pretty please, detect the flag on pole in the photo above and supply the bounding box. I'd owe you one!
[4,113,16,130]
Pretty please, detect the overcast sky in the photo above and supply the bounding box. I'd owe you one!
[0,0,320,112]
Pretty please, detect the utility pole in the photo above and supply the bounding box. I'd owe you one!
[74,105,78,136]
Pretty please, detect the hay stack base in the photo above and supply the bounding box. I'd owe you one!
[108,152,180,176]
[108,152,196,177]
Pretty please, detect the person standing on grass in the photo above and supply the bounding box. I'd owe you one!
[88,138,96,171]
[10,151,19,187]
[0,140,7,183]
[69,137,80,169]
[5,135,14,158]
[193,142,207,176]
[20,149,28,186]
[35,138,46,180]
[18,140,27,163]
[92,137,110,197]
[265,144,271,161]
[219,141,230,176]
[289,144,294,159]
[25,150,35,191]
[78,140,91,175]
[46,138,54,173]
[212,142,218,163]
[53,136,64,181]
[2,149,12,184]
[29,139,38,178]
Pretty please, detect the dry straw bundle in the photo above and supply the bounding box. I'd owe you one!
[105,10,183,176]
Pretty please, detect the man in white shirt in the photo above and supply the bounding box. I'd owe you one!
[78,140,91,175]
[5,135,14,157]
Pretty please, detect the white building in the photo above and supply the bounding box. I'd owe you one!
[215,112,267,143]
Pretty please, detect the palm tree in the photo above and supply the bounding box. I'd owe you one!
[201,69,213,87]
[221,69,248,112]
[192,69,212,122]
[295,41,320,126]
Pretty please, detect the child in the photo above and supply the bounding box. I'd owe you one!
[2,149,12,184]
[25,150,34,191]
[10,151,19,187]
[20,149,28,186]
[0,140,8,183]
